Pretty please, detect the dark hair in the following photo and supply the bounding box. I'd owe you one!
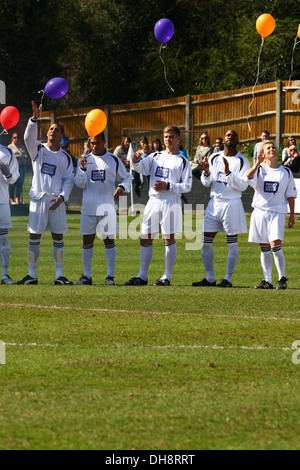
[122,135,132,144]
[152,138,163,151]
[262,130,270,135]
[92,132,105,141]
[287,136,296,147]
[140,136,149,146]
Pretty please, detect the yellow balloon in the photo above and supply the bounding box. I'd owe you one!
[297,24,300,38]
[256,13,276,38]
[85,109,107,137]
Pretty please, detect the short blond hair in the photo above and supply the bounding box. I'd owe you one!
[261,140,277,154]
[164,125,181,136]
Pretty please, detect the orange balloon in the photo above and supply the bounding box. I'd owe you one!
[256,14,276,38]
[297,24,300,38]
[85,109,107,137]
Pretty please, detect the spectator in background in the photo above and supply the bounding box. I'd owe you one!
[283,145,300,173]
[114,135,131,169]
[81,139,92,157]
[282,136,297,162]
[133,136,151,197]
[213,137,224,154]
[151,138,163,153]
[191,131,214,178]
[253,130,270,164]
[8,132,29,205]
[178,136,188,158]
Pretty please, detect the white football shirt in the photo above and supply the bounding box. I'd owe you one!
[201,151,250,200]
[247,164,297,213]
[74,151,132,216]
[24,119,74,202]
[0,145,20,205]
[132,150,192,198]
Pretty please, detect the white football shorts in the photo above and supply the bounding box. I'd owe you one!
[28,195,68,234]
[0,204,12,229]
[80,213,118,236]
[142,196,183,236]
[248,208,286,244]
[203,198,247,235]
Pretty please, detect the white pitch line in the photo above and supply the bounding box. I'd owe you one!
[103,344,293,352]
[6,342,58,348]
[0,302,299,323]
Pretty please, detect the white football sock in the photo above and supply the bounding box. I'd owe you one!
[260,245,273,283]
[201,236,215,283]
[105,243,116,278]
[82,244,93,279]
[225,236,239,283]
[163,241,177,281]
[28,239,40,278]
[0,231,10,278]
[53,240,65,279]
[272,245,286,280]
[138,243,153,281]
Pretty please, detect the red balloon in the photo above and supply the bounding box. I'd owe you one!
[0,106,20,130]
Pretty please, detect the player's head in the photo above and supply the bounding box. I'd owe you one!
[163,125,181,153]
[261,140,277,161]
[90,132,106,155]
[47,123,64,147]
[224,129,239,149]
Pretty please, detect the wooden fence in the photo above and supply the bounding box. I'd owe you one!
[6,79,300,158]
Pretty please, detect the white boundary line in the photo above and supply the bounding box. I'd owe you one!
[0,302,300,323]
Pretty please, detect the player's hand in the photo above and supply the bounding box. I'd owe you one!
[288,215,295,229]
[132,150,143,162]
[79,155,87,168]
[223,157,229,174]
[0,162,11,177]
[31,101,42,120]
[200,157,209,173]
[114,187,124,201]
[257,149,265,165]
[153,180,167,191]
[49,197,62,211]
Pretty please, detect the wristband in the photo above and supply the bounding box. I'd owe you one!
[6,174,12,179]
[166,182,171,190]
[118,185,125,192]
[226,171,231,176]
[204,172,210,177]
[59,195,65,202]
[31,118,37,123]
[80,166,87,172]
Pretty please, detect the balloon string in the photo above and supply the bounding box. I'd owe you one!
[247,37,265,133]
[159,44,175,93]
[287,37,300,88]
[37,90,45,141]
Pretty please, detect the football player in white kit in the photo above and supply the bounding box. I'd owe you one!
[0,145,19,284]
[124,125,192,286]
[246,140,297,290]
[17,102,74,285]
[74,132,132,285]
[192,129,250,288]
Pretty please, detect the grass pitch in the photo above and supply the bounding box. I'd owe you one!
[0,213,299,450]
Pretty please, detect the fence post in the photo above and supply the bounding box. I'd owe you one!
[104,104,111,149]
[276,80,282,148]
[185,94,192,158]
[51,110,57,125]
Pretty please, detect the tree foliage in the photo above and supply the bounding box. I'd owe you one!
[0,0,299,111]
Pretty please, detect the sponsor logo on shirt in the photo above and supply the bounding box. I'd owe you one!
[41,163,57,177]
[155,167,169,179]
[264,181,279,194]
[216,172,228,186]
[91,170,106,182]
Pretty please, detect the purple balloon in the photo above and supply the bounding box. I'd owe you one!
[154,19,174,44]
[44,77,69,99]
